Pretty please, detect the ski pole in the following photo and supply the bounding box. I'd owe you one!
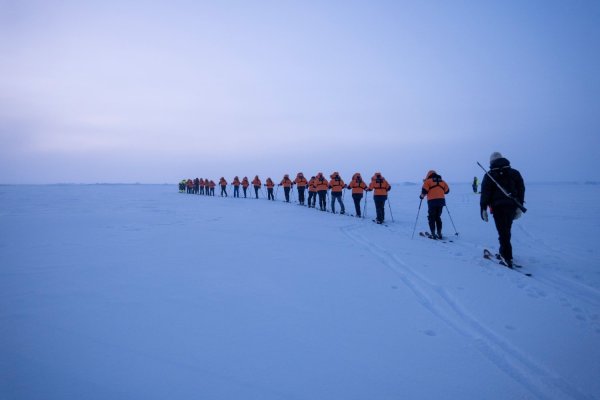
[444,205,459,236]
[477,161,526,213]
[387,197,395,222]
[363,191,368,218]
[411,198,423,239]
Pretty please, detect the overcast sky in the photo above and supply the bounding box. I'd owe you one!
[1,0,598,183]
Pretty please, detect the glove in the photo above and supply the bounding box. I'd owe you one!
[481,209,489,222]
[513,208,523,220]
[419,194,424,200]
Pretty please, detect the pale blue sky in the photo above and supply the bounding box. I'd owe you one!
[1,0,598,183]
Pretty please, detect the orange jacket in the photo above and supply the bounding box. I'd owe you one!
[242,177,249,188]
[232,177,240,186]
[280,176,293,187]
[328,173,346,193]
[308,177,317,192]
[186,179,193,188]
[204,180,210,188]
[294,174,308,187]
[314,174,329,191]
[199,178,205,186]
[368,173,391,196]
[219,178,227,186]
[421,170,449,200]
[347,173,367,194]
[252,177,261,187]
[265,178,275,189]
[209,180,216,188]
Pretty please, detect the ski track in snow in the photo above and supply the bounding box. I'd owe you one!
[340,223,594,400]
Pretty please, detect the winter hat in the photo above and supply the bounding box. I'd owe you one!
[490,152,503,163]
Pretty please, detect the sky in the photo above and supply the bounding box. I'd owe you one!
[1,0,599,183]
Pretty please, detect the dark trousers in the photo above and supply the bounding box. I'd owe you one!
[210,187,214,196]
[233,186,239,197]
[284,187,290,202]
[194,185,199,194]
[220,185,227,196]
[298,187,306,204]
[199,186,204,195]
[331,192,345,213]
[254,186,260,198]
[267,188,274,200]
[428,205,444,235]
[493,205,516,262]
[317,190,327,210]
[187,187,192,194]
[374,195,387,222]
[352,193,363,216]
[308,191,316,207]
[243,187,248,198]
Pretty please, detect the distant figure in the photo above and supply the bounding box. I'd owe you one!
[480,152,525,267]
[279,174,293,202]
[307,176,317,208]
[186,179,193,194]
[472,176,479,193]
[209,180,216,196]
[420,170,450,239]
[368,172,391,224]
[219,177,228,197]
[199,178,205,195]
[328,172,346,214]
[204,179,210,196]
[347,172,367,217]
[232,176,241,198]
[294,172,308,205]
[252,176,262,199]
[314,172,329,211]
[241,177,250,198]
[265,178,275,200]
[179,179,186,193]
[193,178,200,194]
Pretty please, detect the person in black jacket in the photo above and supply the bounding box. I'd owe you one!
[480,152,525,267]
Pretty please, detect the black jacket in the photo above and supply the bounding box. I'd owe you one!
[480,158,525,210]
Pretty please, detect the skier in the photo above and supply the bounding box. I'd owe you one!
[241,177,250,198]
[209,180,216,196]
[232,176,241,198]
[294,172,308,205]
[219,177,228,197]
[252,175,262,199]
[472,176,479,194]
[328,172,346,214]
[367,172,391,224]
[346,172,367,217]
[307,176,317,208]
[279,174,294,202]
[314,173,329,211]
[480,152,525,268]
[420,170,450,239]
[193,178,200,194]
[265,178,275,200]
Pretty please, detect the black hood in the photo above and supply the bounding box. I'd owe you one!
[490,157,510,170]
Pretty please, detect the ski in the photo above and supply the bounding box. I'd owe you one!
[483,249,531,276]
[419,232,453,243]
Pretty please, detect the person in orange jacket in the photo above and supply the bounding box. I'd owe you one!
[294,172,308,205]
[199,178,205,195]
[219,177,228,197]
[368,172,391,224]
[265,177,275,200]
[420,170,450,239]
[307,176,317,208]
[346,172,367,217]
[328,172,346,214]
[279,174,294,202]
[252,175,262,199]
[186,179,193,194]
[241,176,250,198]
[209,180,216,196]
[314,172,329,211]
[232,176,241,198]
[193,177,200,194]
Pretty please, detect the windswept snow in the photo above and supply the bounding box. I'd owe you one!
[1,183,599,399]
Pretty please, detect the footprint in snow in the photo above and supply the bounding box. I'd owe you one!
[423,330,437,337]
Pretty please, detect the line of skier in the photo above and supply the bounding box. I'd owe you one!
[179,152,525,268]
[180,172,393,224]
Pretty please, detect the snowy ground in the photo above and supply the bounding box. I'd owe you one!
[1,183,599,400]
